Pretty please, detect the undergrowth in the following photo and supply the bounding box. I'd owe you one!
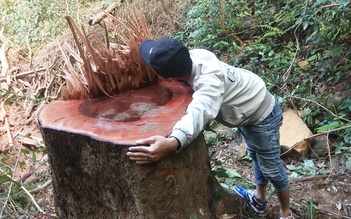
[0,0,108,52]
[0,0,351,218]
[183,0,351,217]
[178,0,351,151]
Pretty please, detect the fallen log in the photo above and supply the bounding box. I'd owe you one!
[89,1,123,26]
[38,80,240,218]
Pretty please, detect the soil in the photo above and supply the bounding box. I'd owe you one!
[1,107,350,219]
[1,55,350,219]
[1,2,350,217]
[207,126,351,219]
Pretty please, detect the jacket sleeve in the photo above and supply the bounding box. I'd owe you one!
[169,61,225,151]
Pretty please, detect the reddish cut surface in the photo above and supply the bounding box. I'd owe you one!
[38,80,193,145]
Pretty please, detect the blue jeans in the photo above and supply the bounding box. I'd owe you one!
[238,101,289,191]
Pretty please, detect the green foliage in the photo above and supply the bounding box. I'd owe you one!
[210,155,255,188]
[0,0,107,51]
[0,0,350,217]
[204,120,235,147]
[304,198,320,218]
[334,141,351,169]
[0,87,24,105]
[0,162,28,217]
[178,0,351,147]
[176,0,221,47]
[346,157,351,169]
[204,131,228,147]
[0,132,47,217]
[1,0,62,48]
[286,159,331,178]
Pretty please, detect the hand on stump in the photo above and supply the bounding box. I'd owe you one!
[127,136,180,164]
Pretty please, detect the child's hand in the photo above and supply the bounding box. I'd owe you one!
[127,136,179,164]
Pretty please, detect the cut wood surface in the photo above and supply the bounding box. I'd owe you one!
[38,80,193,145]
[280,109,312,156]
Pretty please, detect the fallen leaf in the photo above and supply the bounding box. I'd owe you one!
[336,202,342,211]
[298,60,309,68]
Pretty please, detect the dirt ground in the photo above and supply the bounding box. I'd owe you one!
[0,50,350,218]
[1,53,350,218]
[0,5,350,217]
[208,126,351,219]
[1,112,350,219]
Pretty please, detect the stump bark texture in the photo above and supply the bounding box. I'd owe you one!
[38,81,239,218]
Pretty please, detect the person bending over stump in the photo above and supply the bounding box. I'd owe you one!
[127,38,294,219]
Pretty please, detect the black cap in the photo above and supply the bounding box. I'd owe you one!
[139,38,192,78]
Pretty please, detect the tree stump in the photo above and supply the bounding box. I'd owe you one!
[38,81,240,219]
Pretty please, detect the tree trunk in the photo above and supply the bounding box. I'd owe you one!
[38,81,240,218]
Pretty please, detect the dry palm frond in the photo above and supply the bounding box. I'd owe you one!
[59,42,88,100]
[61,11,156,100]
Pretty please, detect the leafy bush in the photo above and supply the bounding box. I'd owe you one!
[177,0,351,144]
[0,0,350,217]
[0,0,108,51]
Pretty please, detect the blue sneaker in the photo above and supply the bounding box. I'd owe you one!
[233,185,267,213]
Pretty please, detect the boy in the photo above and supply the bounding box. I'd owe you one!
[127,38,293,219]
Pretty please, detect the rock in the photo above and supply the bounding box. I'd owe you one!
[280,145,302,162]
[309,135,329,157]
[327,92,346,106]
[236,141,247,160]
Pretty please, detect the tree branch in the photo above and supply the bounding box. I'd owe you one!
[290,171,347,183]
[0,102,13,150]
[161,0,181,30]
[289,95,351,123]
[88,1,123,25]
[219,0,244,48]
[280,0,309,111]
[29,179,52,194]
[304,124,351,139]
[0,27,10,89]
[21,185,45,213]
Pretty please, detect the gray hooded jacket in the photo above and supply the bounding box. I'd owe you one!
[170,49,275,149]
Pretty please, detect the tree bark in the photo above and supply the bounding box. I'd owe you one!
[38,81,240,218]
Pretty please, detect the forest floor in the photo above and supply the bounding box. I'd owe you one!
[208,125,351,219]
[0,1,350,217]
[0,47,350,219]
[0,113,350,218]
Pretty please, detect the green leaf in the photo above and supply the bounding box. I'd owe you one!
[303,159,315,168]
[316,121,340,132]
[21,148,30,154]
[0,175,14,184]
[32,153,37,164]
[241,155,252,161]
[225,168,242,178]
[214,168,229,178]
[286,164,297,170]
[303,21,309,30]
[220,182,229,189]
[346,157,351,169]
[291,172,300,178]
[334,147,342,155]
[213,40,228,47]
[302,107,312,117]
[336,202,342,211]
[0,175,20,186]
[319,169,331,175]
